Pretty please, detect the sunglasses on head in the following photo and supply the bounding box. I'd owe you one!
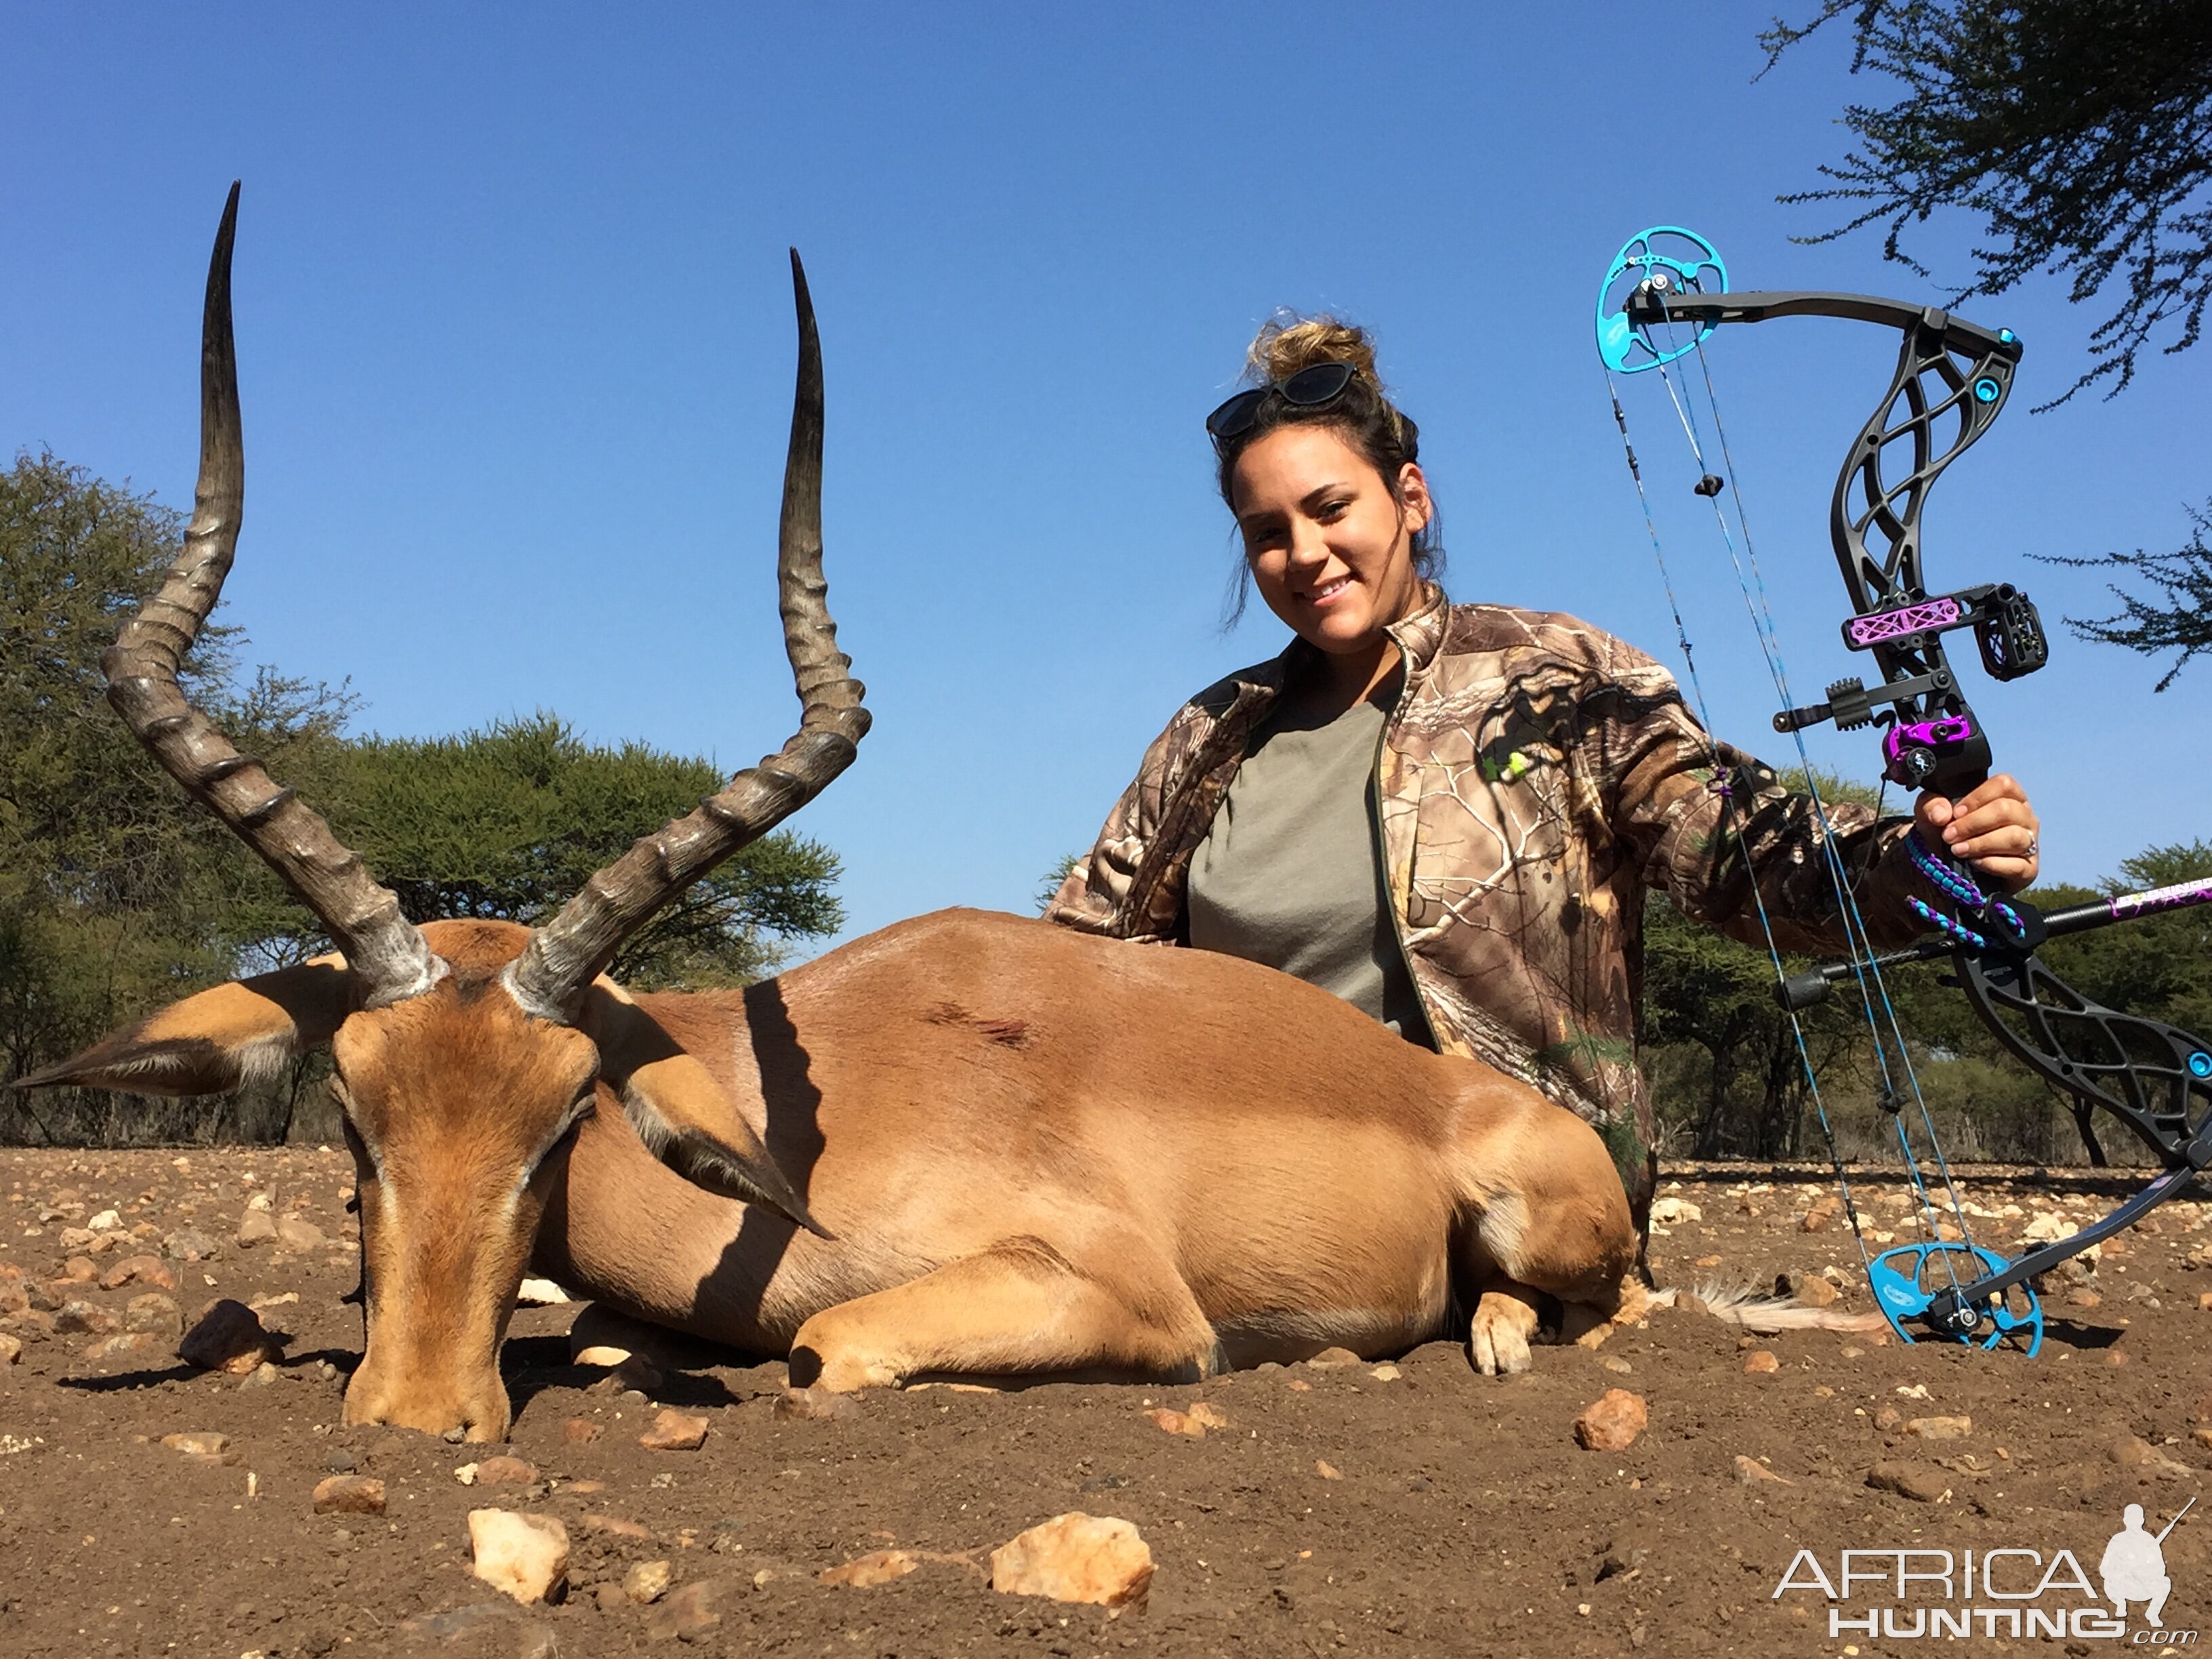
[1204,361,1358,451]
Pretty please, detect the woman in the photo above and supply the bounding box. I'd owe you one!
[1044,316,2042,1220]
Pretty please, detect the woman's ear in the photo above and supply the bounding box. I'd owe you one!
[1396,462,1433,538]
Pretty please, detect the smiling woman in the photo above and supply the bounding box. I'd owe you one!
[1044,312,2047,1224]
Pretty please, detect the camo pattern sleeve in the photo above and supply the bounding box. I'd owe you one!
[1595,632,1934,956]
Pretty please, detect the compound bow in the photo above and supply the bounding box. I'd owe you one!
[1597,226,2212,1355]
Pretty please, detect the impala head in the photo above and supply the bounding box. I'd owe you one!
[14,184,868,1441]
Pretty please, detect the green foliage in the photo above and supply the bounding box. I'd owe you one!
[1763,0,2212,406]
[2039,501,2212,690]
[1,451,845,1141]
[1036,851,1082,913]
[312,715,842,989]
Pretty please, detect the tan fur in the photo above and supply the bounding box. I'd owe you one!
[26,908,1641,1439]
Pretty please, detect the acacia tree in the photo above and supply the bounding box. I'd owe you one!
[1766,0,2212,685]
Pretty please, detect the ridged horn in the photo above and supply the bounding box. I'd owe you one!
[103,182,445,1009]
[503,249,868,1022]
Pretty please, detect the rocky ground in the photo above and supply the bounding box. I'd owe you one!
[1,1147,2209,1658]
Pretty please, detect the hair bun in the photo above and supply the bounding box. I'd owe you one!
[1245,312,1380,387]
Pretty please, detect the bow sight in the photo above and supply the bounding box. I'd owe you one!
[1598,226,2212,1357]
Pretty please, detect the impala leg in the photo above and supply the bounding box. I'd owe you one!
[787,1234,1217,1393]
[1452,1082,1641,1377]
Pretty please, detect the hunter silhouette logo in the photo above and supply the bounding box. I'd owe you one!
[2102,1498,2192,1629]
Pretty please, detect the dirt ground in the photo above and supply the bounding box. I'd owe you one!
[2,1147,2207,1659]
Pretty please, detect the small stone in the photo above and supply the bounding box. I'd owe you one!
[322,1448,359,1475]
[88,1208,121,1232]
[2196,1292,2212,1312]
[1905,1415,1972,1441]
[234,1210,277,1248]
[125,1293,181,1336]
[641,1578,737,1641]
[579,1512,652,1540]
[1284,1378,1311,1393]
[623,1559,673,1603]
[474,1455,537,1486]
[1733,1455,1793,1486]
[101,1255,178,1293]
[1601,1355,1633,1374]
[312,1475,387,1515]
[162,1431,230,1460]
[2108,1434,2190,1477]
[1574,1389,1647,1451]
[1305,1347,1362,1368]
[1868,1460,1952,1502]
[593,1582,626,1612]
[163,1229,217,1263]
[1742,1350,1780,1374]
[516,1277,570,1305]
[240,1361,281,1388]
[81,1332,162,1362]
[1315,1459,1343,1479]
[561,1418,603,1446]
[773,1386,858,1421]
[55,1300,117,1336]
[468,1509,569,1603]
[1185,1401,1233,1429]
[1648,1197,1703,1225]
[2107,1349,2131,1368]
[1873,1404,1904,1431]
[1367,1364,1401,1382]
[1777,1271,1841,1307]
[0,1334,20,1366]
[638,1409,708,1452]
[989,1513,1153,1606]
[178,1299,276,1374]
[2190,1427,2212,1451]
[1799,1200,1839,1233]
[57,1227,97,1251]
[1144,1408,1205,1438]
[274,1214,325,1251]
[60,1255,97,1282]
[819,1549,920,1588]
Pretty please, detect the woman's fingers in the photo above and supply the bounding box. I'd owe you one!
[1914,774,2041,891]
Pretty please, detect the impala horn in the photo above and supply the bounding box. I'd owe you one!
[502,250,869,1023]
[105,182,445,1009]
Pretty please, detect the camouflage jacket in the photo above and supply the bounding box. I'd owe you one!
[1044,587,1936,1215]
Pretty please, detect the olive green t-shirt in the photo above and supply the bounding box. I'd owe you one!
[1186,695,1431,1044]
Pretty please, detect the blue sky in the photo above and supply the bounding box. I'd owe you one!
[4,5,2200,956]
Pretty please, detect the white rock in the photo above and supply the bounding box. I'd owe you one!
[88,1210,121,1232]
[1648,1197,1703,1226]
[516,1278,571,1306]
[468,1509,570,1604]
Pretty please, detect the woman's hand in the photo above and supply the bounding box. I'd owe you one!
[1914,774,2041,893]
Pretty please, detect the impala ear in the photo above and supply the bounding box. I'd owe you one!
[580,981,830,1238]
[13,955,356,1097]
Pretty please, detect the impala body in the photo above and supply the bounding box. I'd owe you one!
[20,188,1638,1440]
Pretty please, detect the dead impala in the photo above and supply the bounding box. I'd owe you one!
[18,188,1640,1441]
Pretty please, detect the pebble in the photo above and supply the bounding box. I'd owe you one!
[162,1431,230,1460]
[234,1209,278,1248]
[989,1513,1153,1606]
[819,1549,921,1588]
[240,1361,282,1388]
[1367,1364,1401,1382]
[1315,1459,1343,1479]
[623,1559,673,1603]
[1185,1401,1232,1429]
[1601,1356,1633,1374]
[1873,1405,1904,1431]
[1144,1408,1205,1438]
[2108,1434,2192,1477]
[0,1334,19,1366]
[579,1512,652,1540]
[1732,1454,1793,1486]
[1574,1389,1647,1452]
[163,1229,217,1263]
[468,1509,569,1604]
[1776,1271,1841,1308]
[515,1277,570,1305]
[125,1292,181,1336]
[773,1387,858,1421]
[274,1214,325,1251]
[81,1332,163,1362]
[178,1299,277,1374]
[464,1456,537,1486]
[1866,1460,1952,1503]
[60,1256,97,1282]
[322,1448,359,1475]
[55,1300,117,1336]
[1905,1415,1972,1441]
[638,1409,709,1452]
[642,1579,737,1641]
[1742,1349,1780,1374]
[100,1254,178,1292]
[561,1418,604,1445]
[1305,1347,1362,1368]
[312,1475,387,1515]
